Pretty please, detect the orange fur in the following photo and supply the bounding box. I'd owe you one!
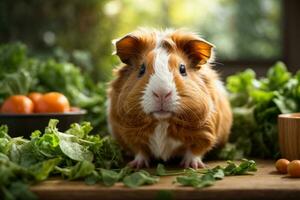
[107,29,232,162]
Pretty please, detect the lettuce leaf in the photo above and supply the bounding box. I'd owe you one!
[0,120,123,200]
[224,61,300,159]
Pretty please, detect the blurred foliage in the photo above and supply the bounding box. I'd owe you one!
[220,62,300,159]
[0,0,119,81]
[0,0,282,82]
[115,0,282,60]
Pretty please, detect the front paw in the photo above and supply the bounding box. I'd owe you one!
[180,151,205,169]
[127,153,149,169]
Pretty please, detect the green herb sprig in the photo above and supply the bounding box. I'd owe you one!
[155,159,257,188]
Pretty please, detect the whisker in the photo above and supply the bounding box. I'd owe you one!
[210,61,224,66]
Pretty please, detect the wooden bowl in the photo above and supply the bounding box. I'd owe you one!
[0,110,86,138]
[278,113,300,160]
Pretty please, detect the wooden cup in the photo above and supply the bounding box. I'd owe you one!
[278,113,300,160]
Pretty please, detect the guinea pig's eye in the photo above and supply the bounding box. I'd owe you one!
[138,63,146,77]
[179,64,187,76]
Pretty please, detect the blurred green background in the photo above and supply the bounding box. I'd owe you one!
[0,0,282,82]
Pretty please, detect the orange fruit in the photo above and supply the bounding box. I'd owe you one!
[35,92,70,113]
[275,159,290,174]
[1,95,34,114]
[28,92,43,104]
[287,160,300,178]
[28,92,43,112]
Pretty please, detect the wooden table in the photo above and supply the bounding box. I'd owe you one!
[31,160,300,200]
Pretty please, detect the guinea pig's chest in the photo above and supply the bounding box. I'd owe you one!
[148,121,182,161]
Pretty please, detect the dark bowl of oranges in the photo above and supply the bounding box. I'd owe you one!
[0,92,86,137]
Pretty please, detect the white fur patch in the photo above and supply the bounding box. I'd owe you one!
[181,150,203,167]
[131,152,149,167]
[141,31,180,115]
[148,121,182,161]
[155,29,173,48]
[215,80,227,95]
[141,47,179,114]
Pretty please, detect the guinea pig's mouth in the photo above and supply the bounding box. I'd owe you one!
[151,111,172,120]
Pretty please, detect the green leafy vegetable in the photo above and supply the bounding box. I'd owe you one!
[223,61,300,159]
[210,167,225,179]
[84,167,132,186]
[57,132,94,162]
[99,168,122,186]
[156,163,189,176]
[0,153,37,200]
[1,123,257,200]
[0,120,123,200]
[84,171,102,185]
[123,171,159,188]
[176,169,215,188]
[175,159,257,188]
[92,136,123,169]
[28,158,61,181]
[3,181,37,200]
[223,159,257,176]
[156,164,167,176]
[56,160,95,180]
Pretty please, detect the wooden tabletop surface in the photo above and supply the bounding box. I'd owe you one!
[30,160,300,200]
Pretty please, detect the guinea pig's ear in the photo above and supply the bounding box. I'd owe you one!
[182,39,214,66]
[172,33,214,67]
[113,34,148,66]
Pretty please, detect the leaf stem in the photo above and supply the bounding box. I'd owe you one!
[158,168,208,176]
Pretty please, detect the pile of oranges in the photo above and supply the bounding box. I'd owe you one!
[275,158,300,177]
[1,92,71,114]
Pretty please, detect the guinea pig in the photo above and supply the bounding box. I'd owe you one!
[107,28,232,169]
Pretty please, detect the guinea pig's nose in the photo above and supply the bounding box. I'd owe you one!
[152,90,172,102]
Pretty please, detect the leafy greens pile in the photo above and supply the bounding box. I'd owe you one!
[0,119,124,200]
[0,43,107,133]
[221,61,300,159]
